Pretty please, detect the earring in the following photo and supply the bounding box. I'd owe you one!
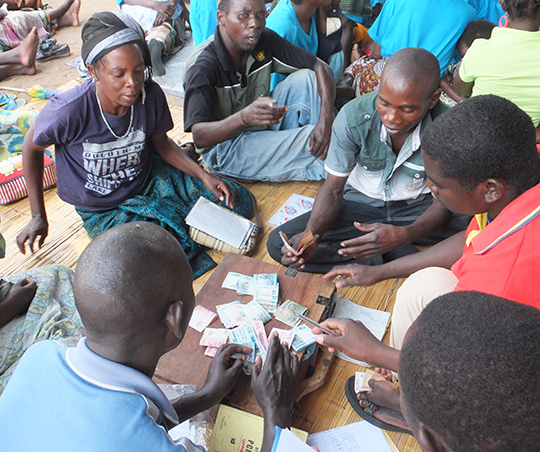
[498,14,508,28]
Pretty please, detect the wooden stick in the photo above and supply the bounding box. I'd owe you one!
[0,86,26,93]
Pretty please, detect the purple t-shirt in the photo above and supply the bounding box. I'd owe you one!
[33,79,173,211]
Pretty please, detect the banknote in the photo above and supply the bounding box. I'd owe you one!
[236,300,272,324]
[253,273,278,287]
[216,301,244,328]
[268,327,296,348]
[205,346,219,358]
[255,297,278,314]
[253,285,279,300]
[251,320,269,359]
[229,325,257,362]
[291,324,318,352]
[356,369,386,393]
[188,305,218,332]
[275,299,308,327]
[199,328,230,347]
[222,272,254,295]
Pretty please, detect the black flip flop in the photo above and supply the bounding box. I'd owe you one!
[345,375,413,435]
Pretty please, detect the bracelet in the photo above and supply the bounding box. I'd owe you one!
[240,110,248,126]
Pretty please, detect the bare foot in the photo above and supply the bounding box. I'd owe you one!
[64,0,81,27]
[18,27,39,70]
[358,379,401,412]
[373,367,393,380]
[351,43,361,63]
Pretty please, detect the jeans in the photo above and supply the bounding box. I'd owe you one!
[202,70,327,182]
[267,196,470,273]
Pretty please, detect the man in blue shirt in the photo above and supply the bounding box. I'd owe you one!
[0,222,298,452]
[368,0,476,77]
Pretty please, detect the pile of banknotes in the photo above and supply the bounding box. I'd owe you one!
[222,272,280,312]
[191,271,319,364]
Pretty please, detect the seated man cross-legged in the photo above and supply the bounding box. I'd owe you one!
[183,0,335,182]
[268,47,468,273]
[317,94,540,433]
[0,222,300,452]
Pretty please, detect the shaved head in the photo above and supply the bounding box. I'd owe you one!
[74,222,195,345]
[381,47,441,99]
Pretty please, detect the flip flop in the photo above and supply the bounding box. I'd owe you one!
[0,93,16,107]
[345,376,413,435]
[0,98,25,111]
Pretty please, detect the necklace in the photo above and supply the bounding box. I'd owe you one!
[95,90,134,139]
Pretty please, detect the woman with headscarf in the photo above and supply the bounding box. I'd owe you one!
[16,11,253,279]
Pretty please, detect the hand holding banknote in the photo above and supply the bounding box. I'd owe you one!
[200,343,253,403]
[279,231,319,270]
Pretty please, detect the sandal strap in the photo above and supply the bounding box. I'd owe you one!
[364,402,378,416]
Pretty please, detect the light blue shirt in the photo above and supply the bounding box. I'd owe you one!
[190,0,218,47]
[368,0,476,77]
[464,0,504,24]
[0,339,205,452]
[266,0,318,89]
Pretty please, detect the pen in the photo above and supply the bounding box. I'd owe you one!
[297,313,338,336]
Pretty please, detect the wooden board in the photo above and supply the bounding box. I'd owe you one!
[155,253,335,415]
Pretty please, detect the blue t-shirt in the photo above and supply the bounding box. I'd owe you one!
[0,339,205,452]
[33,80,173,212]
[190,0,218,47]
[464,0,503,24]
[266,0,318,89]
[368,0,476,77]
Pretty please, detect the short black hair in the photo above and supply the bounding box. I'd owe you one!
[422,95,540,195]
[382,47,440,98]
[458,19,495,49]
[74,222,192,342]
[400,291,540,452]
[504,0,540,19]
[218,0,265,14]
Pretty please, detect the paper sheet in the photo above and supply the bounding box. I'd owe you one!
[186,197,255,249]
[272,428,313,452]
[333,296,391,367]
[267,194,314,227]
[307,421,396,452]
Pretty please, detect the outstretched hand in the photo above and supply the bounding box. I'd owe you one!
[251,335,299,420]
[339,222,408,259]
[241,97,288,127]
[201,343,252,403]
[202,173,235,208]
[314,318,381,364]
[17,216,48,255]
[309,121,331,160]
[323,263,384,288]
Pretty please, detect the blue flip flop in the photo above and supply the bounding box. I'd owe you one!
[0,98,25,111]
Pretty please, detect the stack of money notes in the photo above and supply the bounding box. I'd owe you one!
[354,370,387,393]
[188,305,218,332]
[275,299,308,327]
[199,328,230,357]
[222,272,281,313]
[252,273,280,313]
[290,324,318,352]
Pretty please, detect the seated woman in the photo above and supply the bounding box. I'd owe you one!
[17,12,253,279]
[452,0,540,142]
[0,234,84,394]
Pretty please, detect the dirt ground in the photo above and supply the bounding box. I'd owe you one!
[3,0,184,108]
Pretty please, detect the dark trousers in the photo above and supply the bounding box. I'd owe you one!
[267,196,470,273]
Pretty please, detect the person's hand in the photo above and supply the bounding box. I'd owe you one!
[323,263,384,288]
[16,216,48,254]
[339,222,408,259]
[200,343,252,403]
[201,173,235,208]
[154,13,167,26]
[313,318,380,364]
[240,97,288,127]
[309,120,331,160]
[251,335,299,420]
[0,278,37,327]
[153,0,175,17]
[279,231,319,270]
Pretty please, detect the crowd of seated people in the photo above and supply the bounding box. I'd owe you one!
[2,0,540,450]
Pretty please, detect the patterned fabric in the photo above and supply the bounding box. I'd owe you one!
[0,11,50,50]
[339,0,372,18]
[0,265,84,394]
[76,155,253,280]
[341,55,389,97]
[146,19,183,54]
[0,110,38,155]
